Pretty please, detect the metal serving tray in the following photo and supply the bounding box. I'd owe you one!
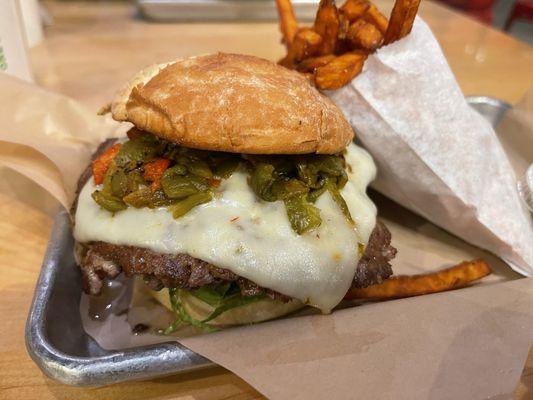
[25,96,509,386]
[25,209,212,386]
[137,0,319,22]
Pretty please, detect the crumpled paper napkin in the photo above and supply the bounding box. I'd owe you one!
[328,17,533,275]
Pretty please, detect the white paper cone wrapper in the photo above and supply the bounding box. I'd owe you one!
[328,17,533,275]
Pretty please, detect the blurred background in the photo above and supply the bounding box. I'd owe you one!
[4,1,533,44]
[1,0,531,107]
[440,0,532,44]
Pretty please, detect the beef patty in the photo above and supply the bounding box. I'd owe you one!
[75,139,396,301]
[77,220,395,300]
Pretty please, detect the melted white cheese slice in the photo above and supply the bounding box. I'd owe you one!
[74,143,377,312]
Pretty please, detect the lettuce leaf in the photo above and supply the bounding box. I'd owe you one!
[200,292,265,323]
[190,283,232,307]
[164,283,266,333]
[164,288,218,333]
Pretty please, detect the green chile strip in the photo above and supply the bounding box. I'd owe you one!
[248,153,353,233]
[91,132,353,234]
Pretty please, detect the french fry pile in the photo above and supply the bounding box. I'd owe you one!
[344,259,492,301]
[276,0,422,89]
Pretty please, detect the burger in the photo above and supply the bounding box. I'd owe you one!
[73,53,396,330]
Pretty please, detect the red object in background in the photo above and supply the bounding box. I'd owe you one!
[504,0,533,31]
[437,0,495,24]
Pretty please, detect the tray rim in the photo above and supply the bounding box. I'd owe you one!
[464,95,511,110]
[25,95,510,387]
[25,209,214,387]
[136,0,320,22]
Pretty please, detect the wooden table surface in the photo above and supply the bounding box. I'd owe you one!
[1,1,532,399]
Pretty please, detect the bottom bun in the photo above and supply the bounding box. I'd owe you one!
[149,288,305,327]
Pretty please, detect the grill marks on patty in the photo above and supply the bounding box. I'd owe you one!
[80,242,292,301]
[78,220,395,300]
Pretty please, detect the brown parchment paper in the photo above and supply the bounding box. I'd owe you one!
[515,344,533,397]
[1,70,532,399]
[180,278,533,400]
[0,73,125,209]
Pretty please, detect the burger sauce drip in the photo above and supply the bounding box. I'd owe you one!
[88,275,132,321]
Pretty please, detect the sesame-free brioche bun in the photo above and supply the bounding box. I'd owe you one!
[150,288,305,327]
[111,53,353,155]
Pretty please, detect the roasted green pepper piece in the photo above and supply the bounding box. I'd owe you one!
[295,160,320,188]
[100,161,116,194]
[317,155,345,176]
[284,194,322,234]
[126,170,147,193]
[123,187,174,208]
[161,165,208,199]
[190,160,213,179]
[110,169,129,198]
[169,192,213,219]
[249,163,276,201]
[271,179,309,200]
[272,160,295,178]
[114,135,162,168]
[92,190,127,212]
[307,186,327,203]
[296,155,346,188]
[162,176,200,199]
[164,164,187,176]
[212,158,240,179]
[325,179,353,224]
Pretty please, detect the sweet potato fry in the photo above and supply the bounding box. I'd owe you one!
[346,19,383,51]
[296,54,336,72]
[286,28,323,64]
[339,0,370,21]
[384,0,421,45]
[363,3,388,34]
[338,14,351,41]
[278,55,293,69]
[313,0,340,55]
[315,52,366,90]
[344,259,492,300]
[275,0,418,89]
[97,103,111,116]
[275,0,299,46]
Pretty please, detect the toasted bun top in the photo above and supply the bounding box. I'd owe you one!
[111,53,353,154]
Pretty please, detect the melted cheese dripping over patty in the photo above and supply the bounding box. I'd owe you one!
[74,143,377,312]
